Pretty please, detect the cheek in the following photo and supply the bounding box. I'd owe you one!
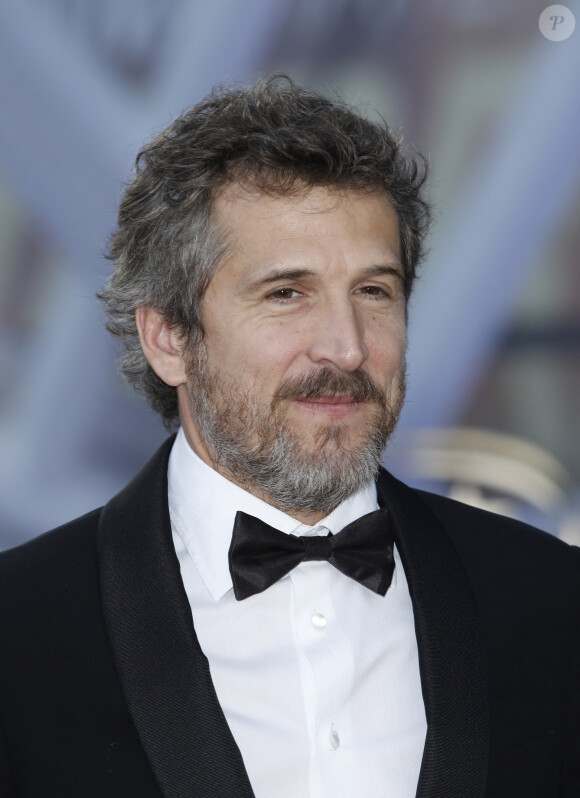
[367,328,407,382]
[369,319,406,356]
[253,326,307,370]
[210,330,303,394]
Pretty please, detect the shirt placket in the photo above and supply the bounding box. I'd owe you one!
[290,554,355,798]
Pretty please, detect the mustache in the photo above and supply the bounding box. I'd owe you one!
[273,368,387,406]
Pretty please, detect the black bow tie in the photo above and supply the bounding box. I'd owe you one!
[228,508,395,600]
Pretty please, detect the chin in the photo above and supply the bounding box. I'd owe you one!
[305,421,369,452]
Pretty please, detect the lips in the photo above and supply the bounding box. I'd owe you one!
[296,394,359,404]
[292,394,366,417]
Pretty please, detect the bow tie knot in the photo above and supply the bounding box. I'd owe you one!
[301,533,334,561]
[229,507,395,600]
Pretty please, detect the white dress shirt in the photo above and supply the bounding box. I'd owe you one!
[168,427,426,798]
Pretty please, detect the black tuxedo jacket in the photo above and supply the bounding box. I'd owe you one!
[0,437,579,797]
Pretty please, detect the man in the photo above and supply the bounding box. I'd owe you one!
[0,76,578,798]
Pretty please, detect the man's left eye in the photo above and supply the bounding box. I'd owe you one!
[268,288,300,301]
[358,285,388,297]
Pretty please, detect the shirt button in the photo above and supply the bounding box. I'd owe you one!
[329,725,340,750]
[311,612,327,631]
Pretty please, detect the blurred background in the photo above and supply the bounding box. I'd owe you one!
[1,0,579,549]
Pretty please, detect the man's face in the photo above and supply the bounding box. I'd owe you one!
[178,184,407,521]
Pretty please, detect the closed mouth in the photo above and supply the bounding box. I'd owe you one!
[292,395,366,415]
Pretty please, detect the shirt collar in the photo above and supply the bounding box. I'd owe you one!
[167,427,379,601]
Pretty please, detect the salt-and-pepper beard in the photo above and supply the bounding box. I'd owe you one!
[185,344,407,517]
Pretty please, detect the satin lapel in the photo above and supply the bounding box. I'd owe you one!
[98,437,255,798]
[376,468,489,798]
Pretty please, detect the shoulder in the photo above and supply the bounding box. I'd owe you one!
[415,485,575,553]
[379,465,578,568]
[412,485,580,606]
[0,508,104,611]
[0,436,175,596]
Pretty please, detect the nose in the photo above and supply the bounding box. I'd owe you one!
[306,297,369,372]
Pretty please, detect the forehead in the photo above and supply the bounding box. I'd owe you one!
[211,183,401,274]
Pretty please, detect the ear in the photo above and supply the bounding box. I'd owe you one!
[135,306,187,387]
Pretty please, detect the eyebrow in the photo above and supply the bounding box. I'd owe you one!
[244,263,403,292]
[358,264,404,282]
[244,269,315,292]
